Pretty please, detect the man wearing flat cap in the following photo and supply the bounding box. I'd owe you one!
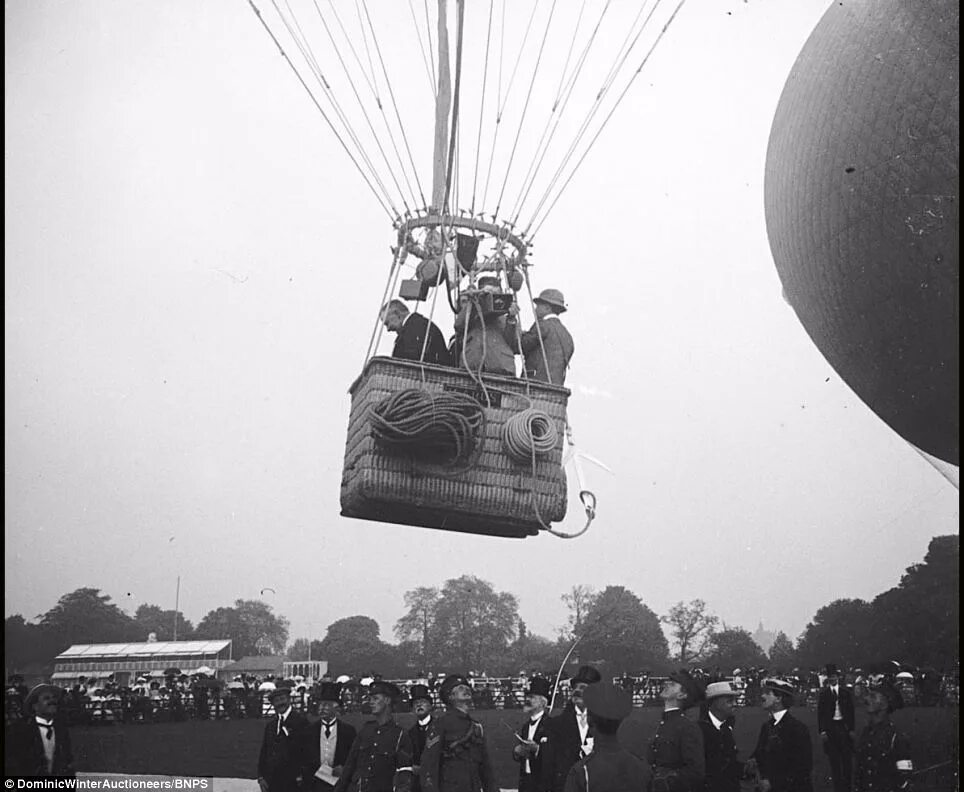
[817,664,855,792]
[334,681,414,792]
[697,681,745,792]
[512,676,553,792]
[418,674,498,792]
[747,679,813,792]
[542,664,602,792]
[563,681,651,791]
[4,683,74,777]
[647,670,706,792]
[407,684,436,792]
[509,287,574,386]
[303,682,357,791]
[853,688,913,792]
[258,684,309,792]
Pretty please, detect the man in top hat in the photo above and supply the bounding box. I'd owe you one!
[407,684,435,792]
[563,681,651,791]
[853,688,913,792]
[452,276,517,377]
[334,681,414,792]
[381,299,451,367]
[647,669,706,792]
[747,679,813,792]
[258,684,309,792]
[303,682,357,791]
[697,681,745,792]
[817,664,856,792]
[4,683,74,777]
[418,674,498,792]
[512,676,553,792]
[541,664,602,792]
[510,287,574,387]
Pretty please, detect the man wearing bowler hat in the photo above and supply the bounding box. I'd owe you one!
[647,669,705,792]
[542,664,602,792]
[697,680,745,792]
[509,287,574,386]
[303,681,357,791]
[4,683,74,777]
[563,681,651,791]
[334,680,414,792]
[747,678,813,792]
[407,683,435,792]
[419,674,498,792]
[512,675,553,792]
[258,684,309,792]
[817,663,855,792]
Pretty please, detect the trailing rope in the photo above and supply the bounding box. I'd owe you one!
[502,408,557,462]
[369,388,485,466]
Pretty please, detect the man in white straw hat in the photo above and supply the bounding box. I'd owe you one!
[747,678,813,792]
[697,680,745,792]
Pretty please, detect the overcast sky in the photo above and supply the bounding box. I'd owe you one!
[5,0,958,655]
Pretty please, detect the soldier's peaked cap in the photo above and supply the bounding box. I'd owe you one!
[669,669,706,707]
[369,680,401,699]
[439,674,471,702]
[571,665,602,685]
[583,682,632,721]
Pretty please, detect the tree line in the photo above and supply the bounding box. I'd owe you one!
[5,535,956,677]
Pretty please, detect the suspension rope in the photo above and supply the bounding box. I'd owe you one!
[470,0,496,218]
[529,0,687,239]
[408,0,437,100]
[247,0,395,221]
[479,0,509,215]
[354,0,381,104]
[365,244,406,364]
[422,0,437,97]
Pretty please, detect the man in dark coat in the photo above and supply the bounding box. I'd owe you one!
[748,678,813,792]
[697,681,744,792]
[258,685,309,792]
[4,684,75,777]
[303,682,357,791]
[511,288,574,386]
[334,681,414,792]
[853,688,913,792]
[382,299,451,367]
[407,684,435,792]
[563,681,651,791]
[419,674,498,792]
[511,676,553,792]
[452,278,517,376]
[818,664,856,792]
[541,665,602,792]
[647,670,706,792]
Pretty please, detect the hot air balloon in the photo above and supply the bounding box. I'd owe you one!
[764,0,959,483]
[249,1,685,536]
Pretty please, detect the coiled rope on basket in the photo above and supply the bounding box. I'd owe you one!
[369,388,485,465]
[502,408,558,462]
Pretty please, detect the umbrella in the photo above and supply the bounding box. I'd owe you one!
[258,681,277,692]
[896,671,914,680]
[195,666,215,676]
[227,682,246,690]
[292,675,305,682]
[336,675,351,684]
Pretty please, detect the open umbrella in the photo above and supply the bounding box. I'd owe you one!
[227,682,246,690]
[195,665,215,676]
[336,675,351,684]
[258,681,276,692]
[896,671,915,680]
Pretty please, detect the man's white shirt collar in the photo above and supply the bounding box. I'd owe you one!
[772,709,788,725]
[708,711,725,730]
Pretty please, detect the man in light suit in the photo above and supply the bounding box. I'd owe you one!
[817,663,856,792]
[303,682,357,792]
[512,288,574,387]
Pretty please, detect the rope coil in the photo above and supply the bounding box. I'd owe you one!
[369,388,484,465]
[502,407,558,462]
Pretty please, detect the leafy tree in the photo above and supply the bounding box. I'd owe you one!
[287,638,325,662]
[704,627,767,673]
[394,586,440,669]
[869,535,959,668]
[506,631,561,677]
[5,615,59,669]
[662,599,719,665]
[579,586,669,673]
[38,588,140,652]
[194,599,289,657]
[768,631,796,673]
[133,604,194,641]
[433,576,519,672]
[316,616,387,673]
[560,585,599,640]
[795,598,873,669]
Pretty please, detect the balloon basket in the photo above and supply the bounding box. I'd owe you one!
[340,357,568,539]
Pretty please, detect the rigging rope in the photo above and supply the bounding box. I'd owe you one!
[502,407,558,462]
[470,0,496,218]
[408,0,438,100]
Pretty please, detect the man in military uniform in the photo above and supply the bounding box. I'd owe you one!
[563,681,651,791]
[541,664,602,792]
[747,678,813,792]
[418,674,498,792]
[512,675,552,792]
[853,689,913,792]
[334,681,414,792]
[258,685,309,792]
[407,683,435,792]
[647,669,705,792]
[697,680,744,792]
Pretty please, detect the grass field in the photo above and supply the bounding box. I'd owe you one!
[72,706,959,790]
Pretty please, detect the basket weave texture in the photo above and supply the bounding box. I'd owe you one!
[341,357,568,536]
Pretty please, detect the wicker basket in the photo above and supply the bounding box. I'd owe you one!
[340,357,569,538]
